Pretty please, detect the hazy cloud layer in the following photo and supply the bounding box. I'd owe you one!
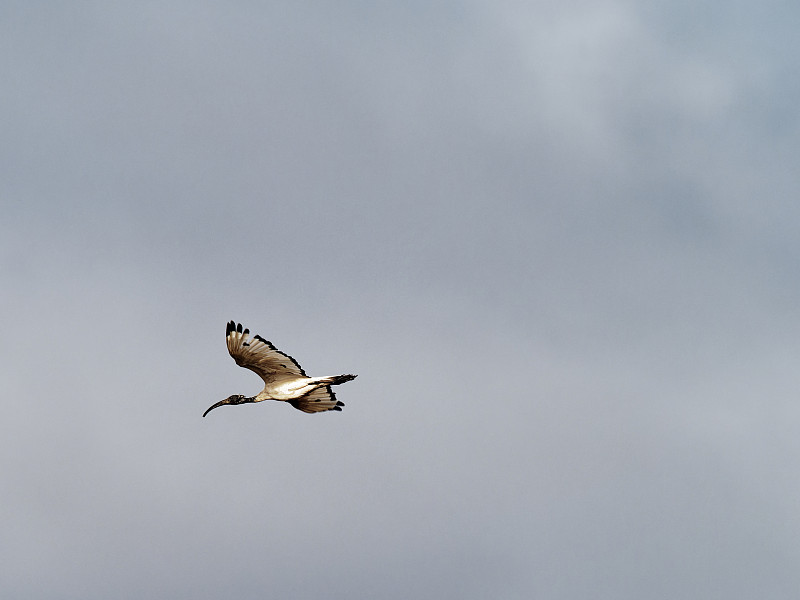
[2,2,800,598]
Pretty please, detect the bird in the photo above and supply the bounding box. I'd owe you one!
[203,321,357,417]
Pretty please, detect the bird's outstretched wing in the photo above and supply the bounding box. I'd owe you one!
[226,321,307,383]
[289,386,344,413]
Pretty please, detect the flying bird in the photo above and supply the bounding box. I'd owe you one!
[203,321,357,417]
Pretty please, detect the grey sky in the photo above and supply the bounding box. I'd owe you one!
[3,1,800,598]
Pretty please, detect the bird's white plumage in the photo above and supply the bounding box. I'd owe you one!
[224,321,354,413]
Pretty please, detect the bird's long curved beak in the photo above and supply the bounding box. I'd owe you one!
[203,399,229,418]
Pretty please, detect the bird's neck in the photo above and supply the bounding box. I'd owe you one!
[232,395,256,405]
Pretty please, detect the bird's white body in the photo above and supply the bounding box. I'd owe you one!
[203,321,356,416]
[258,376,348,401]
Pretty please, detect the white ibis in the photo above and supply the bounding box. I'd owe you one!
[203,321,357,417]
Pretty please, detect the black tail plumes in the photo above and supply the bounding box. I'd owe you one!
[330,374,357,385]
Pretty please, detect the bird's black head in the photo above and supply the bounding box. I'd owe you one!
[202,394,254,417]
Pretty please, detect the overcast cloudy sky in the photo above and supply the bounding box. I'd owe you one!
[2,1,800,598]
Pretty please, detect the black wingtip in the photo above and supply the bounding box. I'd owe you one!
[236,322,243,333]
[226,321,235,335]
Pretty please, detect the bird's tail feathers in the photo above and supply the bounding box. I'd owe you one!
[328,374,357,386]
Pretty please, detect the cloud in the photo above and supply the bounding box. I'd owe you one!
[2,1,799,598]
